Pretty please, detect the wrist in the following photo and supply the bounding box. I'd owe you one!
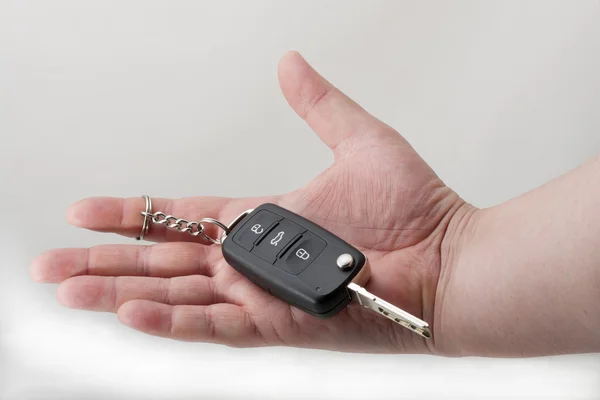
[433,197,481,356]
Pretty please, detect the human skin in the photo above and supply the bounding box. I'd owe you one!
[30,51,600,357]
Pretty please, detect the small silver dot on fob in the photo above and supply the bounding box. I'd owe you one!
[336,253,354,270]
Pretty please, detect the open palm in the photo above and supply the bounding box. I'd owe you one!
[31,52,467,355]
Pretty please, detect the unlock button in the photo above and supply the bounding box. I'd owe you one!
[232,210,282,251]
[275,232,326,275]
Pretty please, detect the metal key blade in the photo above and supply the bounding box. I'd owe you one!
[347,282,432,339]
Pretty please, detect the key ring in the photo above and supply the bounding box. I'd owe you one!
[136,195,152,241]
[136,195,252,245]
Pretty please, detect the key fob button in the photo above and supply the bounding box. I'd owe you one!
[275,232,326,275]
[232,210,282,251]
[252,219,305,263]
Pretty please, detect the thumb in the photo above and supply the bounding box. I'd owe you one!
[278,51,405,157]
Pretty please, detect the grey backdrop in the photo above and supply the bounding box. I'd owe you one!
[1,1,600,399]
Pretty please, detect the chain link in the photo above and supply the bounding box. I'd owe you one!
[144,211,206,236]
[140,210,230,244]
[137,195,253,245]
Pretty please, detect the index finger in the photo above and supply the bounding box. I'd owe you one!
[66,195,279,243]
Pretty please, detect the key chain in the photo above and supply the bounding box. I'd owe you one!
[136,195,240,244]
[137,195,432,339]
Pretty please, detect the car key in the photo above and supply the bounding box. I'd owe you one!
[138,196,431,338]
[221,203,432,339]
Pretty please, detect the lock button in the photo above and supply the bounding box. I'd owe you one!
[232,210,282,251]
[275,232,326,275]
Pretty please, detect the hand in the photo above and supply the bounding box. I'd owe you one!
[30,52,471,355]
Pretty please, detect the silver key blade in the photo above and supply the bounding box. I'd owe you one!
[347,282,432,339]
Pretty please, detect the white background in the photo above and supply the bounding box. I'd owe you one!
[1,1,600,399]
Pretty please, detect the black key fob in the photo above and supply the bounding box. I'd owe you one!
[222,203,366,318]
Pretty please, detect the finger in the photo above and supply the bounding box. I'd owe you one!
[278,51,403,157]
[117,300,264,346]
[66,195,278,242]
[30,242,216,283]
[56,275,220,312]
